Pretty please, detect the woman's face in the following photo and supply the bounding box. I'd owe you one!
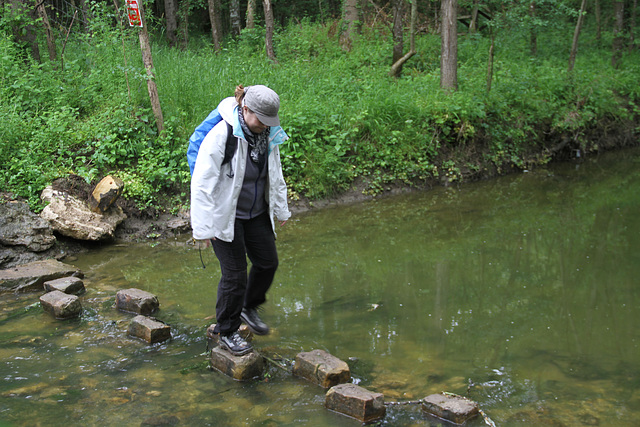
[243,106,267,134]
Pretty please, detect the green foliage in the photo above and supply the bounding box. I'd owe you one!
[0,7,638,211]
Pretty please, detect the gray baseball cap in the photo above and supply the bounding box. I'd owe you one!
[244,85,281,127]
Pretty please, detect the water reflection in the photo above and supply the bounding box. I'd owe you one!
[1,148,639,425]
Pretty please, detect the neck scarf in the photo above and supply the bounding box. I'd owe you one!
[238,109,269,170]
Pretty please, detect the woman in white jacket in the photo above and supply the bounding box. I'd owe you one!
[191,85,291,356]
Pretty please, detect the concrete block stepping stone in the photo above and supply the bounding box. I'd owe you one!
[115,288,159,315]
[292,349,350,388]
[39,290,82,319]
[325,383,386,423]
[44,276,85,295]
[128,315,171,344]
[422,393,480,424]
[209,346,264,381]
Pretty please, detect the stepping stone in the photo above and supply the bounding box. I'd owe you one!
[43,276,85,295]
[128,315,171,344]
[39,290,82,319]
[293,349,350,388]
[115,288,159,315]
[210,346,264,381]
[422,393,479,424]
[325,383,386,423]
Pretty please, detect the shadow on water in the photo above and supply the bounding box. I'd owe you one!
[1,147,640,426]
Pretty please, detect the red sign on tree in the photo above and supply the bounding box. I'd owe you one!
[127,0,143,27]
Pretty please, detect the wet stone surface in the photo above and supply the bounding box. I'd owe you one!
[39,290,82,319]
[421,393,480,424]
[292,349,351,388]
[325,383,386,423]
[43,276,85,295]
[128,315,171,344]
[115,288,159,315]
[209,346,265,381]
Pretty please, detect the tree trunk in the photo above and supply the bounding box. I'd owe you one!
[529,2,537,56]
[246,0,256,29]
[630,0,637,52]
[440,0,458,92]
[392,0,405,72]
[263,0,277,62]
[230,0,242,36]
[207,0,223,51]
[568,0,587,72]
[9,0,40,62]
[389,0,417,78]
[35,0,57,62]
[164,0,178,47]
[138,2,164,133]
[178,0,190,50]
[612,1,624,68]
[469,0,478,33]
[341,0,359,51]
[594,0,601,43]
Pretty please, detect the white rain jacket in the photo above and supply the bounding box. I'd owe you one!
[190,97,291,242]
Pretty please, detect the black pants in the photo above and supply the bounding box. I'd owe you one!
[211,212,278,334]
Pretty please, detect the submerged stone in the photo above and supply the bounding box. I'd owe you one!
[0,259,83,293]
[39,290,82,319]
[422,393,479,424]
[44,276,85,295]
[325,383,386,423]
[210,346,264,381]
[115,288,159,315]
[293,349,351,388]
[128,315,171,344]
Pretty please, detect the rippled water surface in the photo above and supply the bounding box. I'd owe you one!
[2,147,639,426]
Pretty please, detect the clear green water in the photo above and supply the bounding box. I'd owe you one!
[2,147,639,426]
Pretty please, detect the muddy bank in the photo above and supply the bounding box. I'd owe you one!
[2,124,638,269]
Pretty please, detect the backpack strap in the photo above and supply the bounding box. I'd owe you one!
[222,121,238,177]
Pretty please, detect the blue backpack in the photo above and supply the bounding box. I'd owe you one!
[187,110,237,176]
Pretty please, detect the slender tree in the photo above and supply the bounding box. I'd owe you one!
[246,0,256,29]
[390,0,417,78]
[263,0,277,62]
[440,0,458,92]
[178,0,190,50]
[35,0,57,62]
[391,0,406,74]
[529,1,537,56]
[630,0,637,52]
[9,0,40,62]
[341,0,359,51]
[469,0,479,33]
[612,0,624,68]
[207,0,223,51]
[594,0,601,43]
[568,0,587,72]
[231,0,242,36]
[137,1,164,133]
[164,0,178,47]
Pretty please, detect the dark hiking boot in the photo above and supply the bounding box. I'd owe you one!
[219,331,253,356]
[240,307,270,335]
